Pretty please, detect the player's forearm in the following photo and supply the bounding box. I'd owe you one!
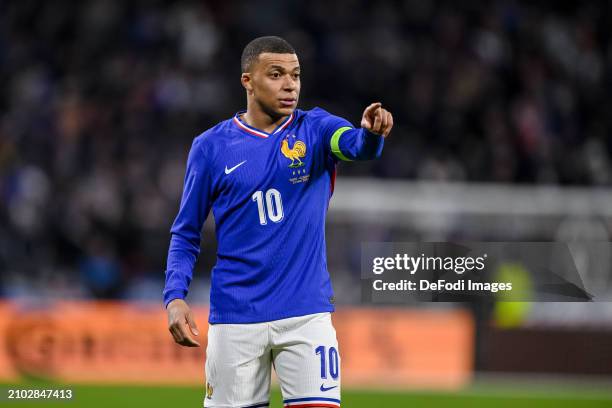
[163,232,200,307]
[331,127,384,161]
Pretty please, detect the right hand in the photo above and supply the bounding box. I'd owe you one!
[361,102,394,138]
[167,298,201,347]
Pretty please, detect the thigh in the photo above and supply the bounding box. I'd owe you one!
[272,313,341,408]
[205,322,272,408]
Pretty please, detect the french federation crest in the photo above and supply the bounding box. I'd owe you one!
[281,134,306,168]
[206,382,213,399]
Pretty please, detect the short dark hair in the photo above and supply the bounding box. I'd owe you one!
[241,36,296,72]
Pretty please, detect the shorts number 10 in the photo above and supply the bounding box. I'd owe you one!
[315,345,339,379]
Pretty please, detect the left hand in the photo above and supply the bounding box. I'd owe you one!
[167,299,201,347]
[361,102,393,138]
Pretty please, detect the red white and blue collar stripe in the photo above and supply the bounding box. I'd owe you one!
[233,111,295,138]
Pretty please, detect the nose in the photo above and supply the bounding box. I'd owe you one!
[283,74,297,91]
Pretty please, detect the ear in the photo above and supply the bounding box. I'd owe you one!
[241,73,254,94]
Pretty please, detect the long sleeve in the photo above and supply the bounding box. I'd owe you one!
[163,137,213,308]
[315,107,385,161]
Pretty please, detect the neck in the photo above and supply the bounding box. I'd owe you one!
[242,101,289,133]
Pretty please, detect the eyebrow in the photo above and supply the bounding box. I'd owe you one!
[268,65,300,72]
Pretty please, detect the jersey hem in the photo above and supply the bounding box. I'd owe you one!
[208,305,335,324]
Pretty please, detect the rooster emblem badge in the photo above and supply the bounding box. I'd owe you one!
[281,135,306,168]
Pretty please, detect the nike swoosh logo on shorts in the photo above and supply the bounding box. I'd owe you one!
[320,384,338,392]
[224,160,247,175]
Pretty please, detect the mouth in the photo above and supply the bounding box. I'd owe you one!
[279,98,296,107]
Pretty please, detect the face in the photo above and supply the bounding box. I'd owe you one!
[242,52,301,118]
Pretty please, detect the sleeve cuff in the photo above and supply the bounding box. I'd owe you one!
[163,290,187,308]
[362,129,385,159]
[363,128,382,138]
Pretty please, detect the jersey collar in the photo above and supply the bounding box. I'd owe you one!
[232,110,295,139]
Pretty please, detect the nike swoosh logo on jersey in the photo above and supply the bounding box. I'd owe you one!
[320,384,338,392]
[224,160,247,175]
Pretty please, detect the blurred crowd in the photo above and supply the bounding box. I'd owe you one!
[1,0,612,301]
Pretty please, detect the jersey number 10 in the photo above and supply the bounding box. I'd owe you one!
[252,189,284,225]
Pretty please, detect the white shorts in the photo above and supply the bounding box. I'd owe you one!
[204,312,341,408]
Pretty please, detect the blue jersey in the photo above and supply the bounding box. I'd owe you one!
[163,107,384,323]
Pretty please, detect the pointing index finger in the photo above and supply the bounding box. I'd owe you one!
[364,102,382,116]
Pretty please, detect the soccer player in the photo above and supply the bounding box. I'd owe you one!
[164,36,393,408]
